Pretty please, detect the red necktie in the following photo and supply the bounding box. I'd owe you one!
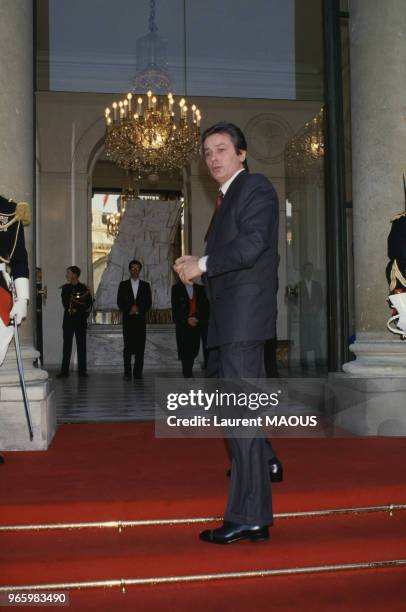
[204,190,223,242]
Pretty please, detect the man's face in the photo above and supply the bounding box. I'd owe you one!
[66,269,78,284]
[203,132,246,186]
[130,263,141,279]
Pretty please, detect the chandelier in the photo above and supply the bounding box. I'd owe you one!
[133,0,173,94]
[104,92,201,175]
[106,181,138,238]
[285,108,325,177]
[106,210,122,238]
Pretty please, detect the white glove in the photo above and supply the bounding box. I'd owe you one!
[10,277,29,325]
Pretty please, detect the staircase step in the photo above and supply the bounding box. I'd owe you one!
[1,510,405,588]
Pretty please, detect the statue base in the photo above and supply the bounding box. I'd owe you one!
[0,344,56,451]
[336,332,406,435]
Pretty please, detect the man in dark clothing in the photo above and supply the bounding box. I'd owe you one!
[57,266,93,378]
[171,279,209,377]
[299,261,323,369]
[175,121,281,545]
[117,260,152,380]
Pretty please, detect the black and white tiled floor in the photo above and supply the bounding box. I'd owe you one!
[52,367,322,424]
[51,370,202,424]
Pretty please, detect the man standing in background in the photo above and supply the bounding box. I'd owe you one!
[117,260,152,380]
[171,278,209,377]
[57,266,93,378]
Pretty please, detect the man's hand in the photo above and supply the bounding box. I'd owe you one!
[130,304,138,315]
[187,316,198,327]
[174,255,202,285]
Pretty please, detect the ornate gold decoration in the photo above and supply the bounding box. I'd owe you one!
[106,175,139,239]
[285,108,325,177]
[104,91,201,175]
[16,202,31,226]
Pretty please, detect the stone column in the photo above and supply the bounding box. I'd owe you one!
[0,1,55,451]
[336,1,406,436]
[343,0,406,377]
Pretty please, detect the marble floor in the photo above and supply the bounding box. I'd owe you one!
[51,367,321,424]
[51,370,204,424]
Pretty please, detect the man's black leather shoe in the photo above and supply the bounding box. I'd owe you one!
[123,374,131,381]
[200,522,269,544]
[226,457,283,483]
[56,372,69,379]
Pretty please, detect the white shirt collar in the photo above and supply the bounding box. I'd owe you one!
[220,168,245,195]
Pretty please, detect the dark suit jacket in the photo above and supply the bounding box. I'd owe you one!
[171,281,209,360]
[204,170,279,348]
[117,279,152,351]
[299,280,323,316]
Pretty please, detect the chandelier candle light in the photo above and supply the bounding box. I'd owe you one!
[104,92,201,174]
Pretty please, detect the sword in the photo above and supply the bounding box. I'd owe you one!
[9,280,34,441]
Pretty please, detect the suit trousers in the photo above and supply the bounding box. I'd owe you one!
[123,336,146,378]
[61,321,87,374]
[207,341,274,526]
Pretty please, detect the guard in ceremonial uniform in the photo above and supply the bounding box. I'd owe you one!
[0,194,30,464]
[386,182,406,336]
[57,266,93,378]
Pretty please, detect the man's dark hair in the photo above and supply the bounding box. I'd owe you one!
[201,122,249,171]
[129,259,142,271]
[67,265,81,277]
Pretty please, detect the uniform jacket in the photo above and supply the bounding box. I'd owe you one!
[61,282,93,327]
[0,196,29,282]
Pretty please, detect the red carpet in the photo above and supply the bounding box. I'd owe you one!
[40,567,406,612]
[1,423,405,524]
[1,512,406,585]
[1,423,406,610]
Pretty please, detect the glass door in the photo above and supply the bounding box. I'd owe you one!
[284,109,328,375]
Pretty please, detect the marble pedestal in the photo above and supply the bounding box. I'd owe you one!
[338,333,406,435]
[87,323,180,371]
[329,374,406,436]
[0,345,55,451]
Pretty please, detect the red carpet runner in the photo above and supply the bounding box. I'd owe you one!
[1,423,406,610]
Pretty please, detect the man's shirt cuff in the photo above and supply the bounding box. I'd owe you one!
[198,256,208,273]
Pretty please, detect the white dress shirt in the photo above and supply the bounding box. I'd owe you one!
[131,278,140,299]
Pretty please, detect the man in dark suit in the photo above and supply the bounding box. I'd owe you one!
[57,266,93,378]
[171,279,209,377]
[117,260,152,380]
[299,261,323,369]
[175,122,281,544]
